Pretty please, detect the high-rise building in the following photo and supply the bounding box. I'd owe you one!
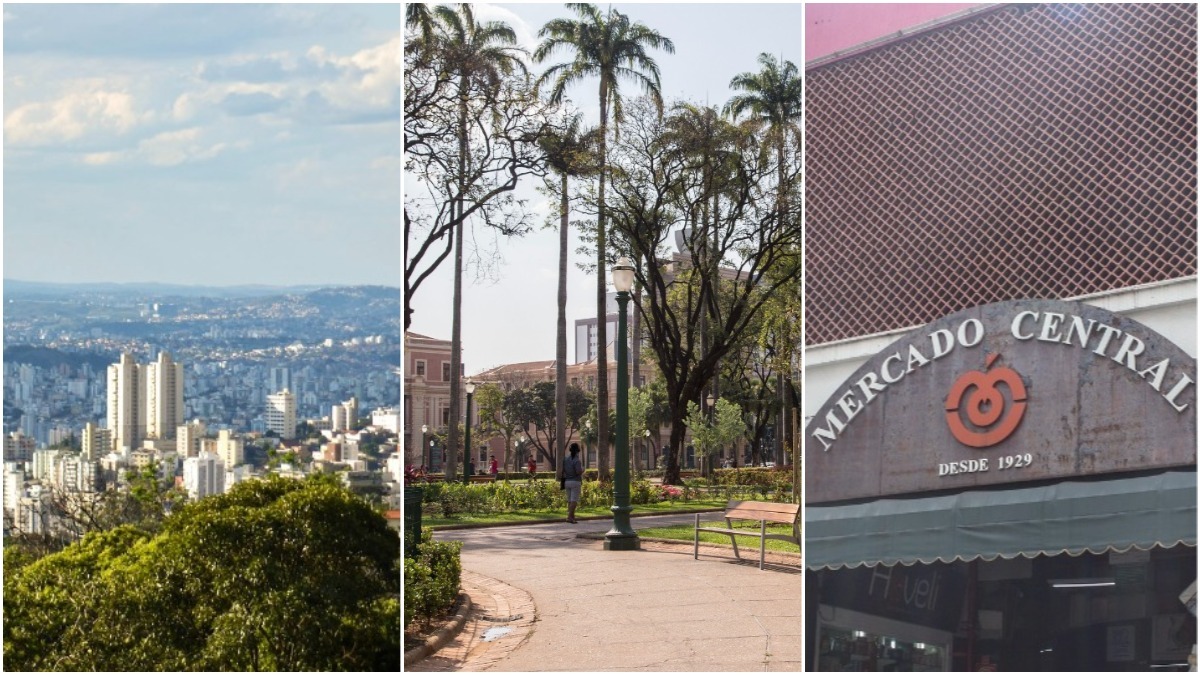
[107,353,141,453]
[183,451,225,500]
[266,390,296,439]
[269,367,291,394]
[331,404,347,432]
[345,396,358,430]
[215,429,244,468]
[5,467,25,518]
[176,420,206,458]
[81,422,112,462]
[54,454,100,494]
[144,351,184,440]
[106,351,185,452]
[4,432,35,463]
[331,395,359,433]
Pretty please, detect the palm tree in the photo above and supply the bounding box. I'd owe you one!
[724,52,802,466]
[725,52,802,222]
[419,4,527,480]
[534,3,673,481]
[539,113,599,481]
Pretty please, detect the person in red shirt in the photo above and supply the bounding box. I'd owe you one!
[527,455,537,478]
[488,454,499,478]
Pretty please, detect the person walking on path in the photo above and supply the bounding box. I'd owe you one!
[563,443,584,523]
[489,454,499,478]
[527,454,537,480]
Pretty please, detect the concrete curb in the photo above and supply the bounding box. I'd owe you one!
[403,591,471,668]
[578,531,803,555]
[430,507,725,531]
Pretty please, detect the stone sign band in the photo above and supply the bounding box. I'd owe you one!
[805,300,1198,504]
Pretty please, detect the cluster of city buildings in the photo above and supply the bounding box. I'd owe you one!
[4,350,404,539]
[5,355,396,449]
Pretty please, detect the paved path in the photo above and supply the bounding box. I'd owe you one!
[414,514,801,672]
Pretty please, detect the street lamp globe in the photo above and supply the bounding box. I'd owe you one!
[422,424,428,434]
[707,394,716,408]
[465,381,476,395]
[612,256,635,292]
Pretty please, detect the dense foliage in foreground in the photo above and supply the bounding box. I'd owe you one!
[4,475,401,671]
[404,528,462,629]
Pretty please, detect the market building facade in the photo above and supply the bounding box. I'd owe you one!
[804,4,1197,671]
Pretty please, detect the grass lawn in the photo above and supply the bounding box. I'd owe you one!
[636,520,800,553]
[424,499,727,528]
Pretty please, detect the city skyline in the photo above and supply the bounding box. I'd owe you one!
[4,3,401,287]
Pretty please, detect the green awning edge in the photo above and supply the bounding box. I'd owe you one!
[805,471,1197,570]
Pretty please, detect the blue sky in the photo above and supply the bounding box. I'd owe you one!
[4,3,400,287]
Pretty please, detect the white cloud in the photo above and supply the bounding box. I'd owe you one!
[82,151,121,166]
[138,127,226,166]
[307,36,400,113]
[79,127,236,167]
[5,84,146,145]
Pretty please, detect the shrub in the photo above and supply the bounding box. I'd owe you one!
[403,528,462,630]
[630,479,661,505]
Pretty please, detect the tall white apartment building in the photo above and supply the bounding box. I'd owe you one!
[107,353,141,453]
[183,451,225,501]
[5,467,25,518]
[144,351,184,440]
[266,390,297,439]
[54,455,99,494]
[81,422,112,462]
[176,420,206,458]
[216,429,244,467]
[106,351,185,452]
[331,396,359,432]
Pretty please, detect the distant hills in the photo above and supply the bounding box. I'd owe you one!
[4,279,400,299]
[3,345,115,372]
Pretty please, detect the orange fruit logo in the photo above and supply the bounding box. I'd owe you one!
[944,353,1027,448]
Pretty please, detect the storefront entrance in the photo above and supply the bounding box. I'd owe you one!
[811,546,1197,671]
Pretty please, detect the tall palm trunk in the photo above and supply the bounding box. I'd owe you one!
[775,138,790,466]
[595,77,611,482]
[555,172,568,482]
[446,82,469,481]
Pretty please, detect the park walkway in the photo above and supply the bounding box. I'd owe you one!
[409,513,801,672]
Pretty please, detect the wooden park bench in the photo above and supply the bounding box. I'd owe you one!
[694,500,801,570]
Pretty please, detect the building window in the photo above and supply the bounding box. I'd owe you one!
[441,407,450,426]
[442,362,451,382]
[415,360,426,377]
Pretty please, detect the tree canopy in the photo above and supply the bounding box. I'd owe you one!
[4,474,400,671]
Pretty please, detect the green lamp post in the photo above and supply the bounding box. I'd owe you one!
[421,424,429,470]
[463,380,475,485]
[605,256,639,551]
